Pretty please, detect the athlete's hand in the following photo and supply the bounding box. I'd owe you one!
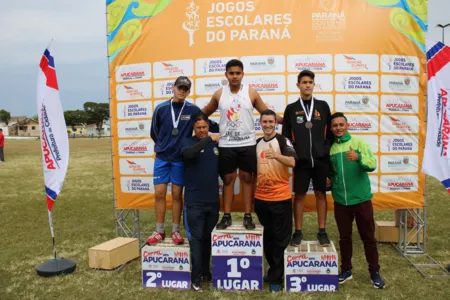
[209,134,220,142]
[346,146,359,161]
[264,143,278,159]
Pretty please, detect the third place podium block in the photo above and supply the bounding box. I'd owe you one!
[141,239,191,290]
[211,224,264,291]
[284,241,338,293]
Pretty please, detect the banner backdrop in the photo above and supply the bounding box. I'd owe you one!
[107,0,427,210]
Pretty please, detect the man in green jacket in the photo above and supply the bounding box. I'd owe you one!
[329,112,385,289]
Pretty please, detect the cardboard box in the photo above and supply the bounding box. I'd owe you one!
[375,221,424,243]
[394,210,416,227]
[89,237,139,270]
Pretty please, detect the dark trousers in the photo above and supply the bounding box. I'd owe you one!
[184,205,219,285]
[0,147,4,161]
[255,198,292,285]
[334,201,380,273]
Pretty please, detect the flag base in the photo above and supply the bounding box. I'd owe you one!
[36,258,77,277]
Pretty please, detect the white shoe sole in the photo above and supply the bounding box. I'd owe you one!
[339,275,353,284]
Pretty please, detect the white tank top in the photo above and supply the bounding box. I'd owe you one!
[218,85,256,147]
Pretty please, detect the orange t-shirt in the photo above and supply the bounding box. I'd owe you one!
[255,134,297,201]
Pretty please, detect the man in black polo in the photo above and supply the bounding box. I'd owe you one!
[182,113,220,291]
[282,70,333,246]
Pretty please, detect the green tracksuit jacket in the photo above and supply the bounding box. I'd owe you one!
[329,132,377,206]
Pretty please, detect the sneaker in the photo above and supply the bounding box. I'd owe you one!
[317,231,330,247]
[269,284,281,292]
[191,282,202,291]
[171,231,185,245]
[290,231,303,246]
[243,215,255,230]
[263,275,269,283]
[338,270,353,284]
[146,232,165,245]
[216,215,232,230]
[370,272,385,289]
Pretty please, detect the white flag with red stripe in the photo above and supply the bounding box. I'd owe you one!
[423,39,450,192]
[37,43,69,219]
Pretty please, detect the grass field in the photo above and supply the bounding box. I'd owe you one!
[1,139,450,300]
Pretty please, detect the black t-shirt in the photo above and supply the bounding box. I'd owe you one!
[281,98,333,165]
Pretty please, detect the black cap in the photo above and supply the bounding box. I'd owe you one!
[174,76,192,89]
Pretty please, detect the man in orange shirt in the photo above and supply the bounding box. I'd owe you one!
[254,109,297,292]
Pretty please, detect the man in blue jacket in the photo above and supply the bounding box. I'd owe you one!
[182,113,220,291]
[148,76,217,245]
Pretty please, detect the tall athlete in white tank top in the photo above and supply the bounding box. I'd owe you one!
[202,59,283,230]
[218,84,256,147]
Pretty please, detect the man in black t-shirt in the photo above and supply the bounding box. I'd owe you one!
[282,70,333,247]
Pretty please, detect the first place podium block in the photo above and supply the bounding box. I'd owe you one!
[284,241,338,293]
[141,239,191,290]
[212,224,264,291]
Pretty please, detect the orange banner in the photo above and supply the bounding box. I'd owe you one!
[107,0,427,211]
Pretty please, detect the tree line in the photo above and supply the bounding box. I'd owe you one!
[0,102,110,133]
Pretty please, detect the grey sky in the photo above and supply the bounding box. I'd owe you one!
[0,0,448,117]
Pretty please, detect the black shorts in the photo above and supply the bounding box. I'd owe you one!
[219,145,257,178]
[293,158,329,194]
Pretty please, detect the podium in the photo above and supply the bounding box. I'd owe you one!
[284,241,338,292]
[211,224,264,291]
[141,239,191,290]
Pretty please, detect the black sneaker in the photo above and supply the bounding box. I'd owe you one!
[290,231,303,246]
[191,282,202,291]
[216,215,232,230]
[243,215,255,230]
[317,231,330,247]
[370,272,385,289]
[338,270,353,284]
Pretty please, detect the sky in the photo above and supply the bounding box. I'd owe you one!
[0,0,448,117]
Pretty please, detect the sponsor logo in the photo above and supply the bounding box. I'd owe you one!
[123,85,143,98]
[196,78,228,95]
[347,116,375,132]
[289,55,331,72]
[384,55,418,73]
[246,75,285,93]
[312,0,346,42]
[212,234,232,242]
[381,75,418,93]
[382,95,417,113]
[125,179,150,191]
[116,63,151,82]
[119,102,151,119]
[382,175,417,192]
[436,89,450,156]
[343,55,368,70]
[384,137,416,152]
[121,177,153,193]
[119,140,152,156]
[161,62,184,77]
[40,105,61,170]
[182,1,200,47]
[389,116,411,131]
[125,160,147,174]
[117,82,152,101]
[341,76,372,90]
[242,55,285,73]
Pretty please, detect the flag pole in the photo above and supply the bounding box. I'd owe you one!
[35,41,76,277]
[48,210,57,259]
